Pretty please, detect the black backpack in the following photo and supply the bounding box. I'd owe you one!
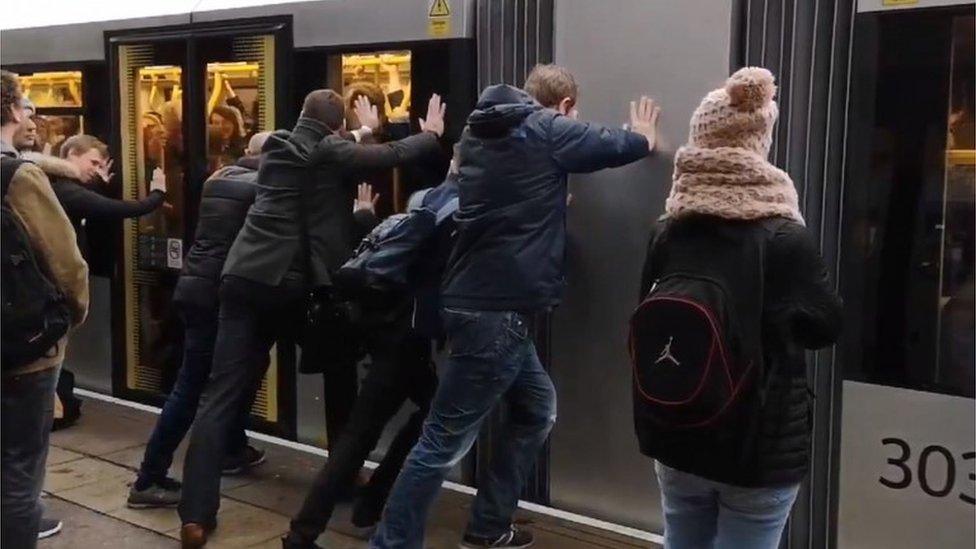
[1,157,73,371]
[629,271,758,430]
[335,182,459,303]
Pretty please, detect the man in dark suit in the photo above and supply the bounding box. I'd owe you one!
[177,89,446,547]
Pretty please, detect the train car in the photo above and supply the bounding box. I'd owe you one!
[2,1,973,547]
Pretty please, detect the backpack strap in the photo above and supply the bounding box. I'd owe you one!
[1,156,29,199]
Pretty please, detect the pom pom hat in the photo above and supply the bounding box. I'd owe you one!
[689,67,778,156]
[665,67,804,225]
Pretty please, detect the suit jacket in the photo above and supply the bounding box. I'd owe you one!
[222,116,440,288]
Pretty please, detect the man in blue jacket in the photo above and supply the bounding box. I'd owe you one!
[371,64,661,549]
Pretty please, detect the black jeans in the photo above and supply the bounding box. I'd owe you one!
[289,318,437,544]
[135,302,251,488]
[1,365,59,549]
[178,276,304,525]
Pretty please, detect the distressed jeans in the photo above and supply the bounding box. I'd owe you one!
[655,461,800,549]
[370,308,557,549]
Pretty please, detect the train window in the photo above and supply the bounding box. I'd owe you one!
[206,62,259,172]
[18,71,85,156]
[19,70,83,108]
[841,12,975,398]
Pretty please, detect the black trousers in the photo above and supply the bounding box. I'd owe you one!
[288,316,437,543]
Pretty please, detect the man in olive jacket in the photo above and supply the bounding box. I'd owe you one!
[178,89,446,547]
[1,70,89,549]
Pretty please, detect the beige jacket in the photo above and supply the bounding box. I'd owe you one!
[5,161,89,376]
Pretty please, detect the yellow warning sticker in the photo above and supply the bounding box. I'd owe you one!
[882,0,918,5]
[429,0,451,18]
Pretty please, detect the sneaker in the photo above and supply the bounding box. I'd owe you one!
[460,526,534,548]
[222,445,266,476]
[37,517,63,540]
[127,477,182,508]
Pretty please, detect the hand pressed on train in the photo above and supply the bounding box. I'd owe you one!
[353,182,380,214]
[353,94,381,131]
[150,167,167,194]
[629,95,662,153]
[419,93,446,137]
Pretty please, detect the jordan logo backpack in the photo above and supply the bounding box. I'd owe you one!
[629,272,757,430]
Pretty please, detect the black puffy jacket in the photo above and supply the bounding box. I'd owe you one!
[636,215,843,487]
[173,156,258,308]
[441,85,649,312]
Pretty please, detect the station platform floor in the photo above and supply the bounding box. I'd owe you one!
[38,395,658,549]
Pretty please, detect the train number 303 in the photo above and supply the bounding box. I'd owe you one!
[879,438,975,504]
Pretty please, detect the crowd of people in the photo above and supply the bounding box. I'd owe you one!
[1,61,841,549]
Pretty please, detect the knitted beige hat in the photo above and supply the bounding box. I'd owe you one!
[664,67,804,225]
[689,67,778,156]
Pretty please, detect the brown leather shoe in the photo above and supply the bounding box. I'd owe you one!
[181,523,209,548]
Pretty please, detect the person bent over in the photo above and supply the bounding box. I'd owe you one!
[127,132,272,509]
[178,89,446,548]
[370,64,661,549]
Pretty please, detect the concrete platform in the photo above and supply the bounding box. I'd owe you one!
[39,396,657,548]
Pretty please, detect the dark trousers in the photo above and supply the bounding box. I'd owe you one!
[1,365,59,549]
[179,276,304,525]
[135,302,251,488]
[289,319,437,544]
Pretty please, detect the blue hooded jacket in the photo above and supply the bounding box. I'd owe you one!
[441,84,650,311]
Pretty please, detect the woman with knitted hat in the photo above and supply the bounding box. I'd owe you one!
[633,67,842,548]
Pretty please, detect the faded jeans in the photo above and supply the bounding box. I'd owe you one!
[655,461,800,549]
[370,308,557,549]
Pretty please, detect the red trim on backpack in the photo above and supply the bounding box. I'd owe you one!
[628,295,750,428]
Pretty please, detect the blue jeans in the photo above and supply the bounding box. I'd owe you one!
[136,302,250,488]
[371,308,557,549]
[1,364,60,549]
[655,462,799,549]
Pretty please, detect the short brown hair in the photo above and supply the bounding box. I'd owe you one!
[524,64,578,109]
[1,70,23,127]
[302,89,345,131]
[60,134,109,159]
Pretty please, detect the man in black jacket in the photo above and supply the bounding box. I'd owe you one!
[371,65,660,549]
[125,131,271,509]
[178,89,445,547]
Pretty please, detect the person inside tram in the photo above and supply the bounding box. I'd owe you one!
[1,69,90,548]
[370,64,661,549]
[125,131,273,509]
[283,144,462,549]
[208,104,246,170]
[633,67,842,549]
[177,88,446,548]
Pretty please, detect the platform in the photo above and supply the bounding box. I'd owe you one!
[39,396,658,548]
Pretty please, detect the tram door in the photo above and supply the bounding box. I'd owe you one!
[837,4,974,548]
[109,21,294,436]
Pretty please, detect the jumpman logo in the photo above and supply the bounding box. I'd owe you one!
[655,336,681,366]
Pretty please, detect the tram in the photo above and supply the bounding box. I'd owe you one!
[2,1,973,547]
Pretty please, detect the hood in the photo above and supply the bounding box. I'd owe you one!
[236,155,260,171]
[466,84,540,138]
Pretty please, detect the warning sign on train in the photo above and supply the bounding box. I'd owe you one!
[428,0,451,37]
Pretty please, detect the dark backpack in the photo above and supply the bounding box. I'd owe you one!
[335,182,459,303]
[1,157,73,371]
[629,271,757,430]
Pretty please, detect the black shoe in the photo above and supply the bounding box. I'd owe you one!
[281,533,323,549]
[37,517,63,539]
[222,445,266,475]
[460,526,534,548]
[127,477,182,508]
